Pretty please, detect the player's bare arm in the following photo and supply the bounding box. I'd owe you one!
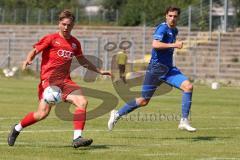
[22,48,39,70]
[76,56,111,76]
[152,39,183,50]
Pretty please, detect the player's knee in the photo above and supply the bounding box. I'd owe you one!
[137,97,149,107]
[74,96,88,109]
[35,111,49,120]
[181,80,193,92]
[184,83,193,92]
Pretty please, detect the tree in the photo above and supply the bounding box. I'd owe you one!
[102,0,127,10]
[119,0,198,26]
[231,0,240,26]
[101,0,127,22]
[101,0,198,26]
[118,0,143,26]
[0,0,79,10]
[0,0,82,24]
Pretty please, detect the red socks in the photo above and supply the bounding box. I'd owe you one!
[73,108,86,130]
[20,112,37,128]
[20,109,86,130]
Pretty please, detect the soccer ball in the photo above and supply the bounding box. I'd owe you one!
[43,86,62,104]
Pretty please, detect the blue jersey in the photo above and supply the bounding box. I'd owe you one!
[150,22,178,67]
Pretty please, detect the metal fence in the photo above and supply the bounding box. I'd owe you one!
[0,36,138,75]
[1,27,240,84]
[0,7,118,25]
[0,0,240,82]
[0,0,238,31]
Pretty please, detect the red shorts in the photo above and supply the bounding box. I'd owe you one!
[38,79,81,101]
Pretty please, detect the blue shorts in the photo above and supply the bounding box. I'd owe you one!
[142,62,188,99]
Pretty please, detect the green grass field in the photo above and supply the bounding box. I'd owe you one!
[0,78,240,160]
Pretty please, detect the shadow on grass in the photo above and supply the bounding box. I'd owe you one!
[110,135,231,142]
[14,143,127,150]
[176,136,231,142]
[46,144,111,149]
[13,136,230,149]
[72,144,128,151]
[72,144,109,150]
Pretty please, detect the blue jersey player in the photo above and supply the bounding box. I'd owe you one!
[108,6,196,132]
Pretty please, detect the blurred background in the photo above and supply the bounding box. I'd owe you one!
[0,0,239,85]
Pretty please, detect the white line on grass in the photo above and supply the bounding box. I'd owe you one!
[0,116,57,120]
[1,115,240,120]
[194,116,240,120]
[197,157,240,160]
[143,153,178,157]
[0,126,240,134]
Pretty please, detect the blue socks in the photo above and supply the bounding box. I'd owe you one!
[181,92,192,118]
[118,100,139,116]
[117,92,192,118]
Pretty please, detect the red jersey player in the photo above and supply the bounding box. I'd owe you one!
[7,10,111,148]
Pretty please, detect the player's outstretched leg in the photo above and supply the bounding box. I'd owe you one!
[8,112,38,146]
[108,99,143,131]
[8,124,20,146]
[8,101,51,146]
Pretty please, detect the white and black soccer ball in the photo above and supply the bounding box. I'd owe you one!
[43,86,62,104]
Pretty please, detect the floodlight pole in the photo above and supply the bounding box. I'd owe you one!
[7,38,11,69]
[188,6,192,47]
[26,9,29,24]
[75,8,79,24]
[142,12,146,60]
[209,0,212,39]
[38,9,41,25]
[1,9,5,23]
[223,0,228,32]
[217,31,221,76]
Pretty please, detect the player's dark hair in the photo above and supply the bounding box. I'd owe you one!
[59,10,75,22]
[165,6,181,15]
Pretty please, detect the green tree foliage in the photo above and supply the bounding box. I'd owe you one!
[118,0,143,26]
[102,0,127,10]
[102,0,198,26]
[0,0,82,24]
[232,0,240,26]
[0,0,80,10]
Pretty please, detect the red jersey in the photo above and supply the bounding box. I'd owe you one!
[34,33,83,82]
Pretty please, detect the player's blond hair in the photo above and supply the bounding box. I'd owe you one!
[58,10,75,22]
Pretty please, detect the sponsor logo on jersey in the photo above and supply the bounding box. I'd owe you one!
[57,49,74,59]
[72,43,77,49]
[167,32,173,36]
[55,41,60,45]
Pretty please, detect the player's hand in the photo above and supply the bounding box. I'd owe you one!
[100,70,112,76]
[174,41,183,49]
[22,60,33,70]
